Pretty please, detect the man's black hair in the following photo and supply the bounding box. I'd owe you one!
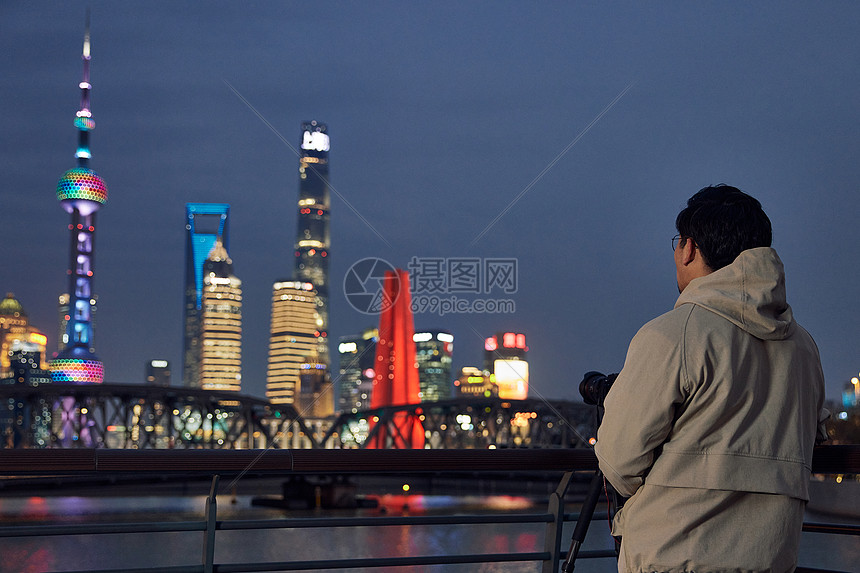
[675,184,772,270]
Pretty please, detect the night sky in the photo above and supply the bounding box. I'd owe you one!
[3,2,859,404]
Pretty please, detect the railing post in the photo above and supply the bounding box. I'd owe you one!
[202,474,219,573]
[543,471,573,573]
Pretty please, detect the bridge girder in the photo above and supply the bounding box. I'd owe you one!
[324,398,596,449]
[0,384,313,449]
[0,386,596,450]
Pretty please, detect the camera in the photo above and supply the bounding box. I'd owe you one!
[578,371,618,406]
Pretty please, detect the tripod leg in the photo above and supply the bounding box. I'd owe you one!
[562,470,604,573]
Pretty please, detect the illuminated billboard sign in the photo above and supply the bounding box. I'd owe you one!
[493,359,528,400]
[502,332,526,349]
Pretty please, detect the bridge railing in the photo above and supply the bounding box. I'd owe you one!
[0,446,857,572]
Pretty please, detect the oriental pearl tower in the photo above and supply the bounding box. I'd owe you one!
[49,15,108,384]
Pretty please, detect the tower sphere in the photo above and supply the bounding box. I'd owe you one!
[74,116,95,131]
[57,167,107,205]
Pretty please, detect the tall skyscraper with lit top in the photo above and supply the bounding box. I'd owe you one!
[49,16,108,384]
[294,121,331,365]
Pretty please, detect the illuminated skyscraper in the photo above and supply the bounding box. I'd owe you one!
[413,330,454,402]
[49,16,108,384]
[454,366,498,398]
[1,294,49,380]
[294,121,331,365]
[146,360,171,387]
[266,281,319,404]
[338,328,378,413]
[183,203,230,387]
[297,362,334,418]
[199,240,242,392]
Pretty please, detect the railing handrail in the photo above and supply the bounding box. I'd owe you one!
[0,445,857,475]
[0,447,856,572]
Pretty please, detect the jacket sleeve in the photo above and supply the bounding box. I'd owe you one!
[816,407,830,444]
[595,315,688,497]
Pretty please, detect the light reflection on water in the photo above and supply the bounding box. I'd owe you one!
[0,494,856,573]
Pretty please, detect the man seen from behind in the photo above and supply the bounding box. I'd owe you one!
[595,185,828,572]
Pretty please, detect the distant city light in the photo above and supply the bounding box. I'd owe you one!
[301,130,330,152]
[339,342,357,353]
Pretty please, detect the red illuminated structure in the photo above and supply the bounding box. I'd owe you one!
[368,269,424,449]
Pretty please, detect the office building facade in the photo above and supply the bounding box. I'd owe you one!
[454,366,499,398]
[198,240,242,392]
[266,281,320,404]
[1,294,49,382]
[338,328,378,413]
[297,362,334,418]
[146,360,171,387]
[413,330,454,402]
[183,203,230,387]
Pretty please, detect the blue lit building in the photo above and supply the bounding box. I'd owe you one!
[183,203,230,387]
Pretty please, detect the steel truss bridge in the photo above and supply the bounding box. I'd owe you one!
[321,397,596,449]
[0,384,595,450]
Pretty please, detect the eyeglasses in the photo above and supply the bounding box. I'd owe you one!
[672,235,698,251]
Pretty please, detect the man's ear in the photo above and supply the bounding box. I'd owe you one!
[680,238,697,266]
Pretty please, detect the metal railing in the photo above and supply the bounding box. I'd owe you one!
[0,446,857,573]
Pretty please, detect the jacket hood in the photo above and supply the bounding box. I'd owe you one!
[674,247,794,340]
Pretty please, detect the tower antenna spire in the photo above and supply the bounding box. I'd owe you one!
[75,7,94,168]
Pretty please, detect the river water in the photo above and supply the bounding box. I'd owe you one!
[0,491,856,573]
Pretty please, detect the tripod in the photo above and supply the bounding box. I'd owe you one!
[560,468,624,571]
[564,371,625,571]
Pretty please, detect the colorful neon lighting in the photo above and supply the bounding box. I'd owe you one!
[57,167,107,204]
[49,358,104,383]
[48,17,105,385]
[74,116,95,130]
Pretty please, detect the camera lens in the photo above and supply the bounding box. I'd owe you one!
[579,371,617,406]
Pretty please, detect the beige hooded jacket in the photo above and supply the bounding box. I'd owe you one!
[595,247,826,572]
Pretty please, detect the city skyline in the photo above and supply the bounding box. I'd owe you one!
[4,3,860,403]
